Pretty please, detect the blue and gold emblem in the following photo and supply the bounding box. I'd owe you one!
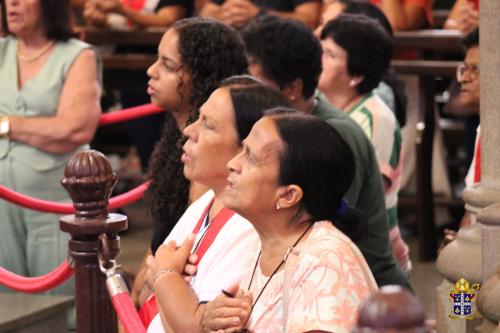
[449,278,481,319]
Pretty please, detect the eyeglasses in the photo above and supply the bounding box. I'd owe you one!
[457,63,480,82]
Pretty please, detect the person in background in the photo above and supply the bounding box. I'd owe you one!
[441,28,479,248]
[444,0,478,34]
[318,14,411,273]
[83,0,191,28]
[442,0,479,179]
[0,0,100,301]
[196,109,377,332]
[129,17,249,308]
[144,78,292,333]
[242,15,411,288]
[315,0,407,127]
[200,0,321,29]
[459,28,480,197]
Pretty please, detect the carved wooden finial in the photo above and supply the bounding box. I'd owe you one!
[61,150,117,218]
[353,285,429,333]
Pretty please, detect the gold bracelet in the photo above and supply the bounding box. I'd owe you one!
[0,116,10,139]
[152,268,177,287]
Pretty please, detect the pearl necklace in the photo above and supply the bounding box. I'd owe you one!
[16,41,54,63]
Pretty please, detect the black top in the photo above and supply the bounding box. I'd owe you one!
[157,0,194,17]
[210,0,319,12]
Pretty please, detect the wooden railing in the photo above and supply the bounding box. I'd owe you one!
[394,29,463,53]
[80,27,465,70]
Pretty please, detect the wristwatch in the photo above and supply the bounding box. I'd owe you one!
[0,116,11,139]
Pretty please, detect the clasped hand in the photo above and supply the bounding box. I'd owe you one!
[145,234,199,291]
[201,284,253,333]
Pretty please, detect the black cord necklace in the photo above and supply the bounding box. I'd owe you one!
[247,223,314,314]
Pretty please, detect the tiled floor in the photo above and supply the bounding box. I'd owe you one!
[118,200,443,320]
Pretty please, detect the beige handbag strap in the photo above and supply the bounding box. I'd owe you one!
[283,248,300,331]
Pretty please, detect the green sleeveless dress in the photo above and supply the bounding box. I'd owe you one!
[0,36,99,298]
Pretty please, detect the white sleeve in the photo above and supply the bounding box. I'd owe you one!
[193,217,259,302]
[163,190,215,245]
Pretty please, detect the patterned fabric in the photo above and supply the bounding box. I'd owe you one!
[242,221,377,333]
[347,92,402,229]
[347,92,411,273]
[313,93,410,289]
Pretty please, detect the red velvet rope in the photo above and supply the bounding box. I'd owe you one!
[0,181,150,214]
[99,103,164,126]
[0,260,74,292]
[112,292,147,333]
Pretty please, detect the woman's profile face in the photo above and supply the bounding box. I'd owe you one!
[318,37,351,95]
[147,28,191,112]
[181,88,241,187]
[224,117,283,219]
[5,0,42,37]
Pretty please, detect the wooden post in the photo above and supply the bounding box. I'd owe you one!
[352,285,429,332]
[416,75,438,261]
[59,150,127,333]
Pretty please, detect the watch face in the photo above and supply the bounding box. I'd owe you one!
[0,117,10,137]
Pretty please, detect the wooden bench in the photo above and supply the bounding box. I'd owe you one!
[81,28,465,69]
[101,54,156,70]
[0,293,73,333]
[78,26,161,71]
[80,26,165,46]
[394,29,464,54]
[391,60,462,260]
[432,9,450,29]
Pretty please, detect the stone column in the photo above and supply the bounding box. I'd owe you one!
[435,0,500,331]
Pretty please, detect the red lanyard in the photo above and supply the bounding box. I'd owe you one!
[139,197,235,327]
[191,198,235,264]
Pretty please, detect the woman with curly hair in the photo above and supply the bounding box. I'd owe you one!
[131,17,248,308]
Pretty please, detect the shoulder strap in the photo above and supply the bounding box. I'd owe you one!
[283,248,300,330]
[194,208,234,262]
[140,198,233,328]
[191,197,215,234]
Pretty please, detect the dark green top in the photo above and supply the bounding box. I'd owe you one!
[313,93,411,290]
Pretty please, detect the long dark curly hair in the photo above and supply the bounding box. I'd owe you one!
[147,18,248,253]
